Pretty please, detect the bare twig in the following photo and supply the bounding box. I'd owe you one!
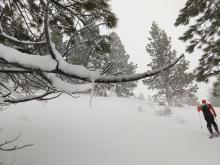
[0,133,33,151]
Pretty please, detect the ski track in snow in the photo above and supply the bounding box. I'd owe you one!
[0,95,219,165]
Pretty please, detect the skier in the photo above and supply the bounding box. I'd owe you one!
[197,99,220,138]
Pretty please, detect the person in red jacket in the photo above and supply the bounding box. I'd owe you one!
[197,99,220,138]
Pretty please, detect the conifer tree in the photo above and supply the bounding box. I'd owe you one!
[175,0,220,82]
[143,22,198,106]
[107,32,137,97]
[58,29,137,97]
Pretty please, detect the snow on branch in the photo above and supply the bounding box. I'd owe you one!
[0,44,184,84]
[44,73,92,93]
[0,0,184,101]
[94,54,185,83]
[0,44,57,71]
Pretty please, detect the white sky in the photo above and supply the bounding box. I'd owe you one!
[109,0,214,101]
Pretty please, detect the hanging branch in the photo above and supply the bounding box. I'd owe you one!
[0,0,184,104]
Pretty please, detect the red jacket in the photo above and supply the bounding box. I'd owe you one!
[197,103,217,117]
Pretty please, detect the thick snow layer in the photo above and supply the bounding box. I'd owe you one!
[0,96,220,165]
[0,44,98,81]
[0,44,57,71]
[45,73,92,93]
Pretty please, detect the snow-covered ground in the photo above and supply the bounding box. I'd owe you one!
[0,95,220,165]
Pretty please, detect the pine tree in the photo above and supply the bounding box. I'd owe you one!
[60,30,137,97]
[175,0,220,82]
[107,32,137,97]
[143,22,198,106]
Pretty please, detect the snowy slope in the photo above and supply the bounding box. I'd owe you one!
[0,95,220,165]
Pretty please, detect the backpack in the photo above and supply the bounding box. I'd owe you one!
[201,104,212,116]
[201,104,208,111]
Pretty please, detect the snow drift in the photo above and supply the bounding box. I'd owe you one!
[0,95,219,165]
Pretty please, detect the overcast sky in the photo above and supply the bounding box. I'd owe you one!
[109,0,214,101]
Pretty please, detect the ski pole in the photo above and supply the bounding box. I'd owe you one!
[198,112,203,128]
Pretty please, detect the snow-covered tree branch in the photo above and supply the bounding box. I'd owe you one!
[0,0,184,105]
